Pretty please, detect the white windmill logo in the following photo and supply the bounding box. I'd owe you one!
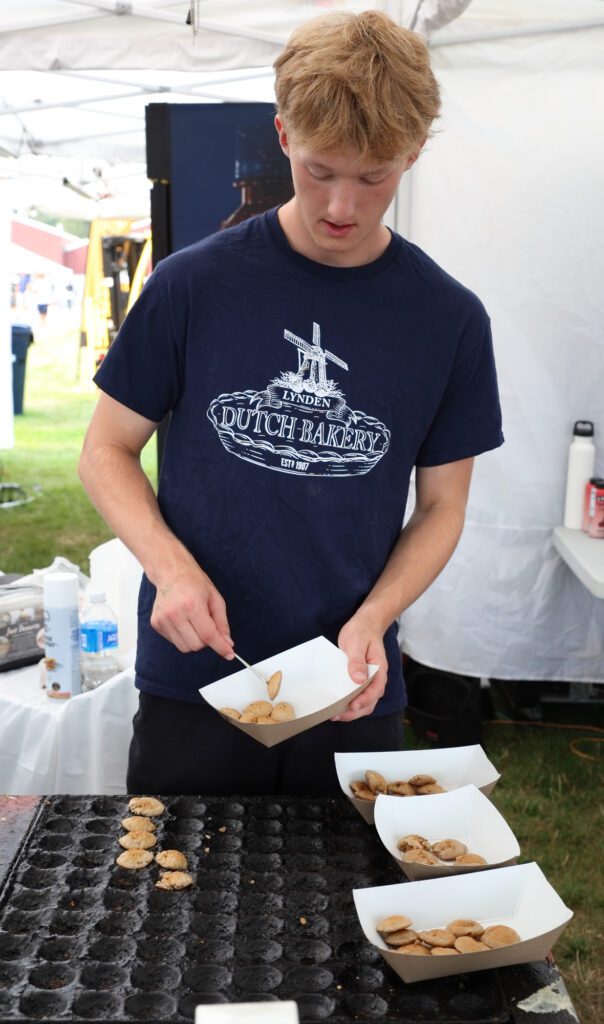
[284,322,348,390]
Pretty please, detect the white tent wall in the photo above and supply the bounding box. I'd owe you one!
[0,184,14,451]
[398,24,604,681]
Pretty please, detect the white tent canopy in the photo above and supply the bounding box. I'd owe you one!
[1,0,603,681]
[0,1,603,162]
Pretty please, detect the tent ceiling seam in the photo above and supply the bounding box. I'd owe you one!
[65,0,288,42]
[430,17,604,47]
[0,10,108,36]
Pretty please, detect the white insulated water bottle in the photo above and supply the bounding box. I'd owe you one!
[43,572,81,699]
[563,421,595,529]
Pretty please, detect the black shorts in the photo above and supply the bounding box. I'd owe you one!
[127,691,405,797]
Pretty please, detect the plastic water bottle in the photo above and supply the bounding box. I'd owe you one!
[80,590,119,691]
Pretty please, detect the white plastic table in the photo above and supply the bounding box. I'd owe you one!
[0,663,138,795]
[552,526,604,599]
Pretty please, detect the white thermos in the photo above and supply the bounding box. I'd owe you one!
[563,421,595,529]
[43,572,81,699]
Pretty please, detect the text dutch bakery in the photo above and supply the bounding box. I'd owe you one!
[218,401,384,454]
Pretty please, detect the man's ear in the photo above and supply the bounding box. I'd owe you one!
[274,114,290,157]
[404,138,426,171]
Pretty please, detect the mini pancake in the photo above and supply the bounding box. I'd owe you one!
[118,830,156,850]
[384,929,417,947]
[116,849,154,870]
[432,839,467,861]
[376,914,413,935]
[155,870,193,890]
[128,796,165,817]
[387,781,415,796]
[447,918,484,938]
[220,707,241,720]
[155,850,188,870]
[397,942,430,956]
[350,781,376,801]
[417,929,455,948]
[396,834,431,853]
[267,671,282,700]
[408,774,436,788]
[402,849,440,866]
[431,946,460,956]
[271,702,295,723]
[455,852,487,866]
[243,700,273,718]
[416,784,446,795]
[365,770,387,794]
[121,816,156,833]
[455,935,490,953]
[482,925,521,948]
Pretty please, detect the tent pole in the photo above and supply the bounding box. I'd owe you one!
[430,18,604,48]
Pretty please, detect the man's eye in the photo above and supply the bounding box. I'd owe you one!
[309,169,331,180]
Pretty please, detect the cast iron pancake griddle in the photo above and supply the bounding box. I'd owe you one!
[0,795,539,1022]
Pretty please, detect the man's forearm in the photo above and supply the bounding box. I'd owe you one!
[356,503,466,632]
[78,441,196,586]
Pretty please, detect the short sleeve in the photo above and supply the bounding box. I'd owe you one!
[93,264,184,423]
[415,309,504,467]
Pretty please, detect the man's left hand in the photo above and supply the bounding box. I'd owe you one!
[334,614,388,722]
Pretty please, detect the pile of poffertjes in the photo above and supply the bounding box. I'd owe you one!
[351,770,446,801]
[377,914,521,956]
[356,769,521,958]
[397,833,486,868]
[115,797,193,890]
[220,669,296,724]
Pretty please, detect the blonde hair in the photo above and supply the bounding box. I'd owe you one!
[274,10,440,162]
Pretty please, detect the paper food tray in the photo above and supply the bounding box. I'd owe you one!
[201,635,378,748]
[335,745,501,824]
[374,784,520,880]
[353,862,573,983]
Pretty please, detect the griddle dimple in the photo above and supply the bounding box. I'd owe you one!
[0,962,27,989]
[11,891,46,912]
[36,835,72,852]
[19,989,70,1018]
[0,795,513,1024]
[142,912,187,937]
[72,991,124,1019]
[129,964,180,991]
[27,851,68,869]
[182,964,232,992]
[27,964,77,990]
[80,836,114,852]
[0,935,35,960]
[48,910,90,936]
[3,911,50,936]
[79,964,129,991]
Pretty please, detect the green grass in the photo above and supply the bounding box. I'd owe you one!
[2,311,157,575]
[3,311,603,1023]
[404,719,603,1024]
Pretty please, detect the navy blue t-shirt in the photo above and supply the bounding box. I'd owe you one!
[94,208,503,712]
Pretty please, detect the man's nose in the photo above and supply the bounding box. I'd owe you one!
[326,182,356,223]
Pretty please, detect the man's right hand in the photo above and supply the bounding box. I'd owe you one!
[150,562,235,660]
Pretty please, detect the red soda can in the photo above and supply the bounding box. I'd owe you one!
[586,477,604,539]
[583,478,596,531]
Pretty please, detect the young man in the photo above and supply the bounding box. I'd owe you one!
[79,11,503,795]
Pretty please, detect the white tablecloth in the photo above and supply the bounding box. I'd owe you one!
[0,663,139,795]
